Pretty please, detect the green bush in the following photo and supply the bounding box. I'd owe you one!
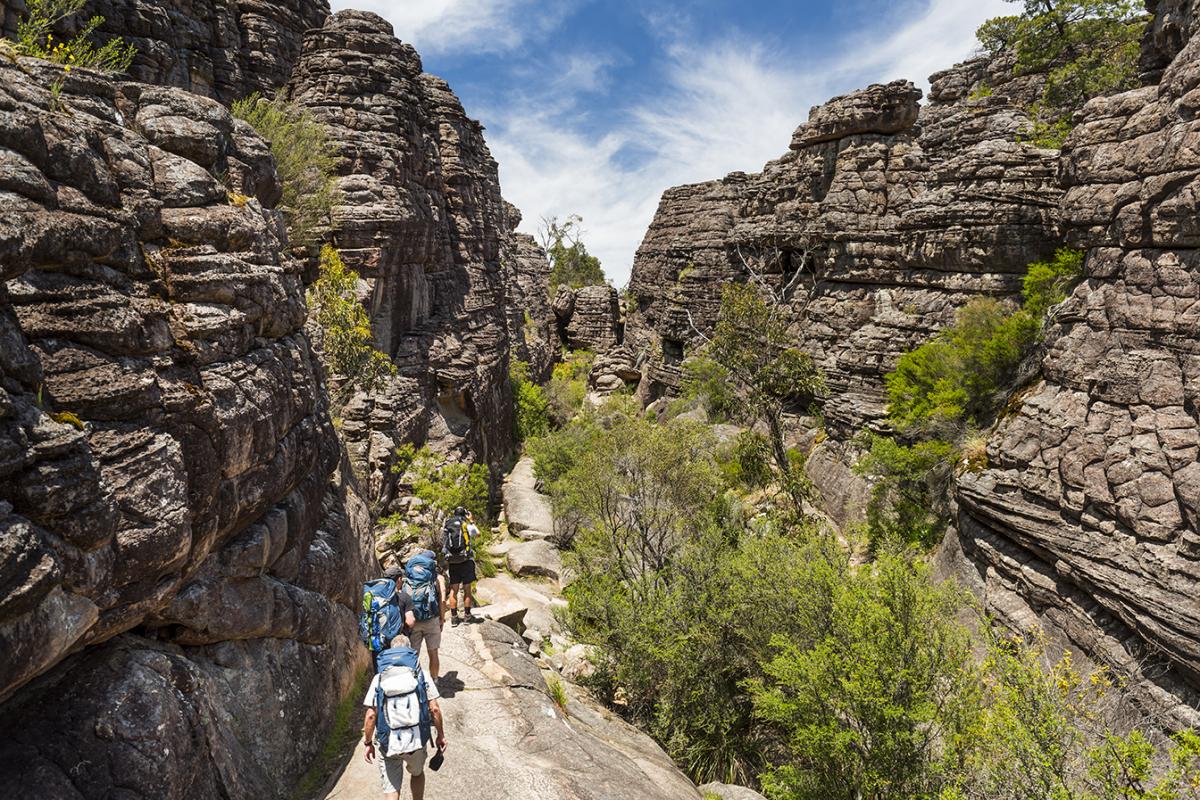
[231,92,339,247]
[855,434,957,549]
[309,245,395,398]
[11,0,135,73]
[1023,247,1085,319]
[510,359,549,443]
[681,356,738,422]
[546,350,594,426]
[976,1,1146,147]
[541,215,607,290]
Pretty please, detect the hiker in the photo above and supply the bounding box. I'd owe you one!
[443,507,479,626]
[403,550,446,682]
[363,644,447,800]
[360,566,416,672]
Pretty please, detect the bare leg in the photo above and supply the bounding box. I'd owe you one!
[411,772,426,800]
[428,648,440,681]
[464,582,475,613]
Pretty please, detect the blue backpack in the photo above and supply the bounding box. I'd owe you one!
[359,578,405,653]
[374,646,432,755]
[403,552,440,622]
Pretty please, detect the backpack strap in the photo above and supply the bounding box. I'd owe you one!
[416,667,432,747]
[374,678,390,755]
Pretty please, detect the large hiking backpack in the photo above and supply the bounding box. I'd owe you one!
[443,515,470,564]
[359,578,405,653]
[403,551,440,622]
[374,646,432,756]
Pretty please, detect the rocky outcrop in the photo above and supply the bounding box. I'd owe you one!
[950,8,1200,729]
[555,283,621,353]
[501,202,558,381]
[625,68,1062,434]
[0,0,328,102]
[0,55,373,798]
[285,11,519,505]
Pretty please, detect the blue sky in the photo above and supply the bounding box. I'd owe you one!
[329,0,1012,285]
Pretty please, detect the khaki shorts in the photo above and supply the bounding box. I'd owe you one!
[379,747,427,791]
[409,617,441,652]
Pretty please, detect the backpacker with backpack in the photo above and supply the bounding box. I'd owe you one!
[374,645,432,756]
[443,514,471,564]
[403,551,440,622]
[359,578,405,653]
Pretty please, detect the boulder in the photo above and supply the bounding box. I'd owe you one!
[507,540,564,581]
[503,457,556,540]
[699,783,768,800]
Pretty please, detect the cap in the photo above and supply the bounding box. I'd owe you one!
[454,506,467,516]
[383,565,402,579]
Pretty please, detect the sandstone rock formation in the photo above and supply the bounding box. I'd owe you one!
[0,0,328,102]
[501,202,558,381]
[555,283,622,353]
[625,71,1062,435]
[949,4,1200,729]
[0,55,373,798]
[285,11,521,506]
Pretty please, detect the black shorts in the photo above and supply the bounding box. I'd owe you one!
[447,559,477,585]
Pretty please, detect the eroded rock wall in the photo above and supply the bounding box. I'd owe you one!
[625,67,1063,434]
[285,11,520,507]
[0,0,328,102]
[0,56,372,798]
[951,3,1200,728]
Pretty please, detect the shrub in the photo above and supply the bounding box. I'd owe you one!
[681,355,737,422]
[1023,247,1084,318]
[231,92,339,247]
[12,0,135,73]
[855,433,957,549]
[540,215,607,290]
[546,350,594,426]
[719,431,774,490]
[976,1,1146,147]
[510,359,549,443]
[751,550,978,800]
[309,245,395,398]
[393,444,490,526]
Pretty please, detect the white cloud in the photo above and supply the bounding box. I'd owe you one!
[490,0,1012,286]
[328,0,569,56]
[331,0,1015,286]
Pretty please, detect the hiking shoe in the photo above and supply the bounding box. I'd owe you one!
[451,614,461,627]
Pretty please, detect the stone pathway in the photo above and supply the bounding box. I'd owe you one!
[319,458,701,799]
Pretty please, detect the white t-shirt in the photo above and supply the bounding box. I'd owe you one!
[363,669,439,754]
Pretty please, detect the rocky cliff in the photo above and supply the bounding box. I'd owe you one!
[285,10,525,507]
[625,66,1062,436]
[947,0,1200,729]
[0,52,373,798]
[0,0,328,103]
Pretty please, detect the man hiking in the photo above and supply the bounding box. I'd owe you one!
[443,507,479,626]
[363,644,447,800]
[360,566,416,672]
[402,550,446,682]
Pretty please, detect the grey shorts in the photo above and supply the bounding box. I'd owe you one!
[409,616,441,652]
[379,747,427,791]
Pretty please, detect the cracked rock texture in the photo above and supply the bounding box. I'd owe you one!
[0,0,328,103]
[0,56,373,799]
[625,70,1062,435]
[286,11,545,507]
[949,0,1200,729]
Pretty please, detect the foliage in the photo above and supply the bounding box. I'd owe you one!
[718,430,774,491]
[855,434,957,549]
[12,0,135,73]
[885,248,1082,441]
[546,349,594,426]
[681,355,738,423]
[510,358,550,443]
[751,550,978,800]
[1024,247,1086,318]
[392,444,490,526]
[976,0,1146,147]
[540,215,607,290]
[547,675,570,717]
[705,283,826,511]
[231,92,339,247]
[308,245,395,396]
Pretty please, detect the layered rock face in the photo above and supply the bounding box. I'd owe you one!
[554,283,622,353]
[0,57,372,798]
[625,68,1062,433]
[951,4,1200,728]
[286,11,520,505]
[501,202,558,381]
[0,0,328,103]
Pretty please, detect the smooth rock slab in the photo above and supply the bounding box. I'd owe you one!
[507,539,563,581]
[502,456,556,539]
[700,783,768,800]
